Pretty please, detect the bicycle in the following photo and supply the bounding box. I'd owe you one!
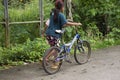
[42,27,91,75]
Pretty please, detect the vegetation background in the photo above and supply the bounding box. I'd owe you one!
[0,0,120,69]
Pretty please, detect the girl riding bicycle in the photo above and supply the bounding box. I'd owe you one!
[44,0,82,47]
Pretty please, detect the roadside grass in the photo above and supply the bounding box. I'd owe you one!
[0,38,120,70]
[0,38,49,70]
[91,39,120,50]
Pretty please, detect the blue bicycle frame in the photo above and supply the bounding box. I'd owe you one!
[64,34,80,52]
[56,34,80,61]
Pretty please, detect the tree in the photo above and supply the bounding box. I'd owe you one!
[72,0,120,37]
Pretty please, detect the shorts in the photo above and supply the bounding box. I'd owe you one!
[46,35,59,47]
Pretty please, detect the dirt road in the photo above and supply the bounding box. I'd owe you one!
[0,45,120,80]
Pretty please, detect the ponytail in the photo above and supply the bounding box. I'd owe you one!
[50,0,64,24]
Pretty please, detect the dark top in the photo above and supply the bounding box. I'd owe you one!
[46,12,67,38]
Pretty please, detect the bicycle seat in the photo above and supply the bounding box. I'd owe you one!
[55,30,65,34]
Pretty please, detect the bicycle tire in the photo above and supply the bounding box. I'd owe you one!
[74,40,91,64]
[42,46,62,74]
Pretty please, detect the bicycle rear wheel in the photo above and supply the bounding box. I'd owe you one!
[42,46,62,74]
[74,40,91,64]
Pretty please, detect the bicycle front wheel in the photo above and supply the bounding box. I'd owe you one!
[74,40,91,64]
[42,46,62,74]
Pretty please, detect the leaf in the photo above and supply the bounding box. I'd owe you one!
[89,9,97,16]
[66,27,73,33]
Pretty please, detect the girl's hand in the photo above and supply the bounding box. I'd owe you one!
[65,22,82,27]
[77,22,82,26]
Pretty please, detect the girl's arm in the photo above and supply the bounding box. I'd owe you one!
[65,22,82,26]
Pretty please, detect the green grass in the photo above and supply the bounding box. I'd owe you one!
[9,0,39,22]
[0,38,49,70]
[91,38,120,50]
[9,0,53,22]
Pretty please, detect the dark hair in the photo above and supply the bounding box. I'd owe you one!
[51,0,64,23]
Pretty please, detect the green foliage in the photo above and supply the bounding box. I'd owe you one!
[0,0,52,66]
[9,0,39,22]
[0,38,49,65]
[0,25,4,46]
[91,38,115,50]
[10,24,39,44]
[44,0,54,19]
[8,0,31,8]
[72,0,120,38]
[9,0,53,22]
[0,1,5,46]
[0,1,4,21]
[1,0,53,45]
[108,28,120,40]
[0,0,120,67]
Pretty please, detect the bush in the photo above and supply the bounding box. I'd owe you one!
[0,38,49,65]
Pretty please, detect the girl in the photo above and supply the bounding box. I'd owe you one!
[44,0,82,69]
[45,0,82,47]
